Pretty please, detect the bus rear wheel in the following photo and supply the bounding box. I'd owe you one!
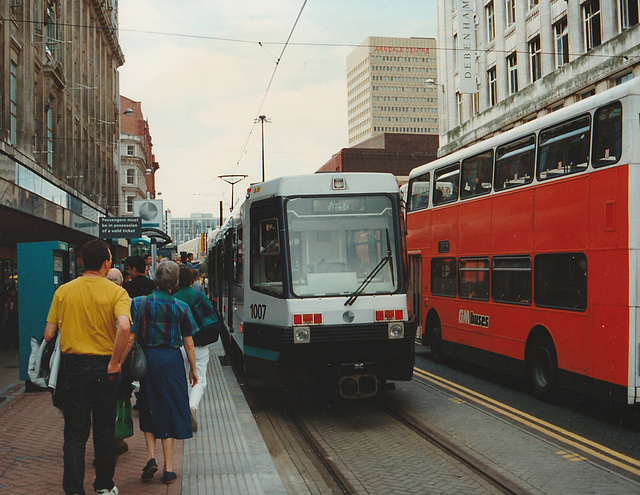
[527,334,558,402]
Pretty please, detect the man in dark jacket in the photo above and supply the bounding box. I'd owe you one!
[123,256,156,298]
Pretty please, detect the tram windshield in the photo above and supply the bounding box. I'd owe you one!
[286,195,399,297]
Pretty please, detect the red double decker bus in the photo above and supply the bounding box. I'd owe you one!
[406,78,640,404]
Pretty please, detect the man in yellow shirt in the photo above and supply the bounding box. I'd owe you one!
[44,239,132,495]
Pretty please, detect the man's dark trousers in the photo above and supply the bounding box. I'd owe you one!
[61,354,119,495]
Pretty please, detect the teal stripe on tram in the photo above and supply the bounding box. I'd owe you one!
[244,345,280,362]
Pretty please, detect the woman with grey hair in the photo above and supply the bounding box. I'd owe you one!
[130,260,199,485]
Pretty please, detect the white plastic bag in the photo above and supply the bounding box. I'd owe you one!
[27,333,61,390]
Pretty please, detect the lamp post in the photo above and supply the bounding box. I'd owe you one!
[255,115,271,182]
[424,78,444,93]
[92,108,133,125]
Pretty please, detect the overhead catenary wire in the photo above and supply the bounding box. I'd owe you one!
[3,16,629,63]
[228,0,309,179]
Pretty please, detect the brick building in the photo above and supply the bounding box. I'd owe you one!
[317,133,438,183]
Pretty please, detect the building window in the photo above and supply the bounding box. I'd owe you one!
[45,5,58,59]
[529,36,542,83]
[486,2,495,42]
[508,53,518,94]
[488,67,497,106]
[126,169,135,185]
[554,18,569,68]
[529,0,539,9]
[127,145,135,156]
[456,92,463,126]
[472,91,480,116]
[581,88,595,99]
[453,33,458,69]
[506,0,516,26]
[615,72,633,85]
[583,0,601,51]
[46,99,54,170]
[10,61,17,145]
[126,196,134,213]
[620,0,639,29]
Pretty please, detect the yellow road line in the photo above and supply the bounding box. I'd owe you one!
[414,367,640,477]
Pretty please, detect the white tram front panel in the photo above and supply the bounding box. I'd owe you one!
[225,173,415,391]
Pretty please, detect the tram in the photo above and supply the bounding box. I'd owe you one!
[208,173,415,398]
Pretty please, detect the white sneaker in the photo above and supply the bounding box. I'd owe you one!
[97,487,119,495]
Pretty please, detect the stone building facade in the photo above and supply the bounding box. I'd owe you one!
[437,0,640,155]
[0,0,125,282]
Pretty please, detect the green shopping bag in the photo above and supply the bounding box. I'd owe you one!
[115,397,134,439]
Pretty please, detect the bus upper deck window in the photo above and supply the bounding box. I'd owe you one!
[433,163,460,206]
[537,114,591,180]
[495,135,535,190]
[592,102,622,168]
[408,173,430,211]
[460,150,493,199]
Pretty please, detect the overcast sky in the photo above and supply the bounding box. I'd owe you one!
[118,0,437,217]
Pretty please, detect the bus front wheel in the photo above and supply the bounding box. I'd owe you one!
[527,334,558,402]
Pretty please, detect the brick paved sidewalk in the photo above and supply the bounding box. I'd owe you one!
[0,387,182,494]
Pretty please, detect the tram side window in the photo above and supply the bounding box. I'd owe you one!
[492,256,532,305]
[494,135,535,191]
[431,257,457,297]
[534,253,587,311]
[537,114,591,180]
[458,257,490,300]
[251,218,284,297]
[433,163,460,206]
[408,172,430,211]
[460,150,493,199]
[592,101,622,168]
[234,223,243,286]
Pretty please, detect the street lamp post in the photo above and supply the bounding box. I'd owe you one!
[255,115,271,182]
[424,78,444,93]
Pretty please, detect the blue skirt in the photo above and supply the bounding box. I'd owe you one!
[138,347,192,440]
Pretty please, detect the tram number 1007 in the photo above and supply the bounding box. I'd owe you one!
[250,304,267,320]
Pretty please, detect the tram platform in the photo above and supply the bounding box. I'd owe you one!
[0,342,288,494]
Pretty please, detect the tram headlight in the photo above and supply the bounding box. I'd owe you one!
[294,326,311,344]
[388,322,404,339]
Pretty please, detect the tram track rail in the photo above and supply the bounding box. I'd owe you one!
[273,393,528,495]
[375,399,526,495]
[282,407,359,495]
[228,338,527,493]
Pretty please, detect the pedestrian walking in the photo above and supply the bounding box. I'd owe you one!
[107,267,133,456]
[130,260,199,485]
[144,254,155,281]
[123,255,156,298]
[190,268,206,294]
[106,268,124,286]
[43,239,133,495]
[174,266,217,432]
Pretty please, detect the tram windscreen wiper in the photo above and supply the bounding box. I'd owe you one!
[345,229,394,306]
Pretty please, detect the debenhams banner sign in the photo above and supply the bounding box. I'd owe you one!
[458,0,477,94]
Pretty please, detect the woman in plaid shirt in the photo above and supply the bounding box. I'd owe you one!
[130,260,198,485]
